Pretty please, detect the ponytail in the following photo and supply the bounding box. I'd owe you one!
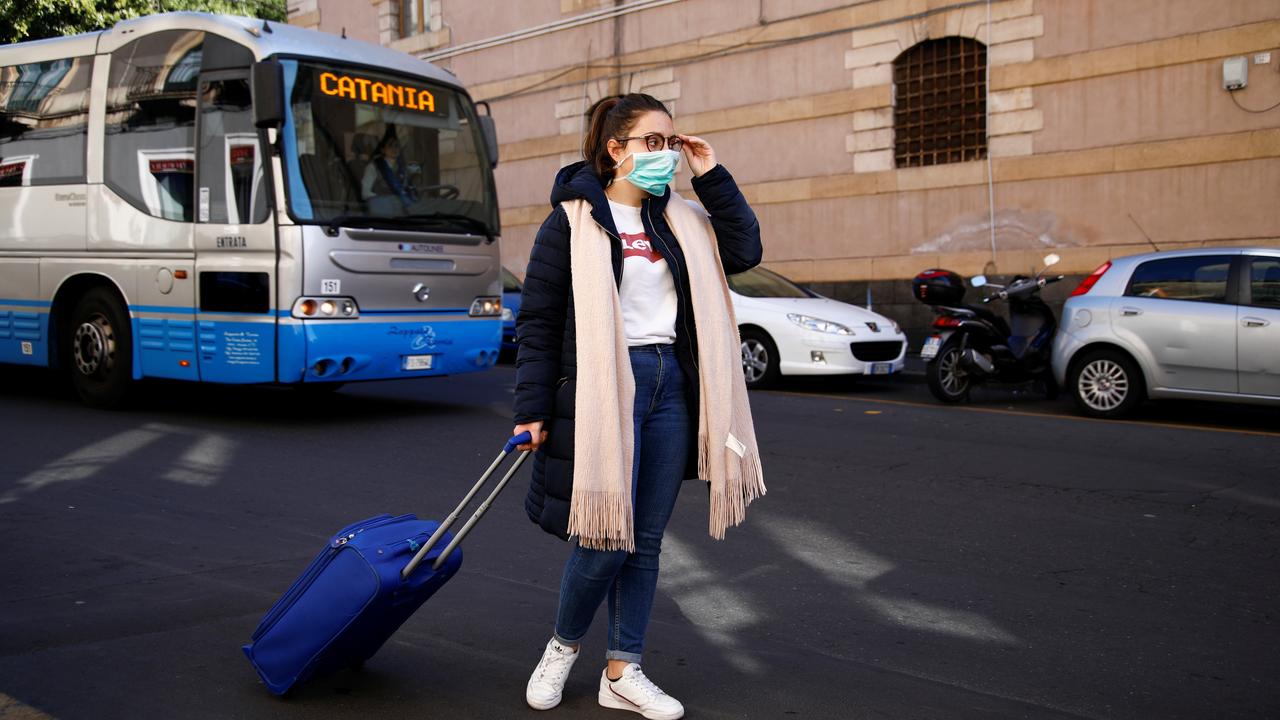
[582,93,670,185]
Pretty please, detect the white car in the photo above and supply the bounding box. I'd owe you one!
[728,267,907,388]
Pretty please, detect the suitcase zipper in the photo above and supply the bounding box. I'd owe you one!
[251,546,339,641]
[251,514,412,640]
[329,513,414,547]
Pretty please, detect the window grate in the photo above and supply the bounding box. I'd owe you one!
[893,37,987,168]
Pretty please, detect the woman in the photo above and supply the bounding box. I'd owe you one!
[360,130,414,209]
[513,93,766,719]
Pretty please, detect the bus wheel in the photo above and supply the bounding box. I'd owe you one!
[67,287,134,408]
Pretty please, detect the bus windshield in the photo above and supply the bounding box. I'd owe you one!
[279,59,498,235]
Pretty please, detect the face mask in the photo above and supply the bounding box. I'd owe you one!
[615,149,680,195]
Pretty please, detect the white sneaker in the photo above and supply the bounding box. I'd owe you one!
[526,638,579,710]
[598,664,685,720]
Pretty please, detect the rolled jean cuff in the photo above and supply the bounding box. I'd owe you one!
[552,631,583,647]
[605,649,642,663]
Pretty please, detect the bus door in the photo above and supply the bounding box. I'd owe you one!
[192,71,277,383]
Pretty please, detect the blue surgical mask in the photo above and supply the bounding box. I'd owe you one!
[616,149,680,195]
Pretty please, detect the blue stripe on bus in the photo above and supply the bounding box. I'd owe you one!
[0,303,500,383]
[129,305,472,317]
[0,298,52,308]
[279,316,501,384]
[135,317,200,381]
[0,310,50,367]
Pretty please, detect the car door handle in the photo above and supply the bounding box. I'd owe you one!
[1120,307,1143,317]
[1242,317,1270,328]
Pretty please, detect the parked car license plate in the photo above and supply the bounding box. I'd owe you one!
[921,336,942,360]
[869,362,894,375]
[403,354,434,371]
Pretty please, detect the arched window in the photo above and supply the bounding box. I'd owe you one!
[893,37,986,168]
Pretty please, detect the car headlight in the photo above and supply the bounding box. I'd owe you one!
[892,321,901,334]
[787,313,854,335]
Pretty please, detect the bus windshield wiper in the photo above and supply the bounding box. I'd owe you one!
[326,213,491,237]
[398,213,493,237]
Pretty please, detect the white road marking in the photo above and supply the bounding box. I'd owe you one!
[661,534,764,673]
[758,516,1019,645]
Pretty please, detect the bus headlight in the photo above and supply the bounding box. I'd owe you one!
[293,296,359,319]
[469,296,502,317]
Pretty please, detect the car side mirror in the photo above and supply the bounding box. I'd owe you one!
[1043,253,1061,267]
[251,60,284,129]
[970,275,987,288]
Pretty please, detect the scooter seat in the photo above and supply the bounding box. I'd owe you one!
[961,304,1012,337]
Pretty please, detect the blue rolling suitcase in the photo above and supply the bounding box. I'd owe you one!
[243,433,531,695]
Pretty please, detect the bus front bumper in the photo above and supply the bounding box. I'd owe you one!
[279,316,502,383]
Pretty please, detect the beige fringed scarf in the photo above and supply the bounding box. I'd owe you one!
[563,192,765,552]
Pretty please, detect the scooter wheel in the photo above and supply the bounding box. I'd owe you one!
[926,338,970,403]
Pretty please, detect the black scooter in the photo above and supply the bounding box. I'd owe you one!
[913,254,1065,403]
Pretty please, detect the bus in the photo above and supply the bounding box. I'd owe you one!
[0,12,504,407]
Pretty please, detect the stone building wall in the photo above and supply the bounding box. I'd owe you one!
[289,0,1280,342]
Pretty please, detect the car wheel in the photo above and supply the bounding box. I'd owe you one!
[739,328,780,389]
[66,287,134,409]
[1068,349,1144,419]
[926,337,970,403]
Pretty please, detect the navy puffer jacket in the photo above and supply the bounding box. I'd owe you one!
[514,161,762,540]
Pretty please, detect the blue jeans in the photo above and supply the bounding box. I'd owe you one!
[553,343,690,663]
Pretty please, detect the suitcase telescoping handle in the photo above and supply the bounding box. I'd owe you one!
[401,432,533,579]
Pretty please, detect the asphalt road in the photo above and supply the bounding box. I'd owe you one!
[0,365,1276,719]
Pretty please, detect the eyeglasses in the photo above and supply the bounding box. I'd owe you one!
[616,133,683,153]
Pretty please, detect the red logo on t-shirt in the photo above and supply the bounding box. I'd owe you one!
[620,232,663,264]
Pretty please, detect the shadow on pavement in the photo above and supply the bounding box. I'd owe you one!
[762,366,1279,436]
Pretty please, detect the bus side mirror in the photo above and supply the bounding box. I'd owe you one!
[475,101,498,168]
[252,60,284,129]
[479,116,499,168]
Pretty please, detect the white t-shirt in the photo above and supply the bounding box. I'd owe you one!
[609,199,678,346]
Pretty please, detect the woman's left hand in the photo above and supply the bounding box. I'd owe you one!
[678,134,717,177]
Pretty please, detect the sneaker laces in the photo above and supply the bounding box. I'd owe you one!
[624,666,665,699]
[535,645,574,685]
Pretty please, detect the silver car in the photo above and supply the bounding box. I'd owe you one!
[1052,248,1280,418]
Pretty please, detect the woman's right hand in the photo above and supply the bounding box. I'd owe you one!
[513,421,547,452]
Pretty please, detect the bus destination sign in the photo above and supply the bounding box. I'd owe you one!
[318,71,439,113]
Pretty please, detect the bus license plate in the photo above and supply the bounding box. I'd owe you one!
[403,355,434,371]
[921,336,942,360]
[869,362,894,375]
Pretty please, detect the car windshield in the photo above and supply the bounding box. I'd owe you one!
[727,267,811,298]
[279,60,497,234]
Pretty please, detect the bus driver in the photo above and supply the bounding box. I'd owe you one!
[362,129,416,211]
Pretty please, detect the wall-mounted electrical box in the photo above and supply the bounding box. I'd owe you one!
[1223,56,1248,90]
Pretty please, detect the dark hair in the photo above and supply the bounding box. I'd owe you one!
[376,126,399,153]
[582,93,671,185]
